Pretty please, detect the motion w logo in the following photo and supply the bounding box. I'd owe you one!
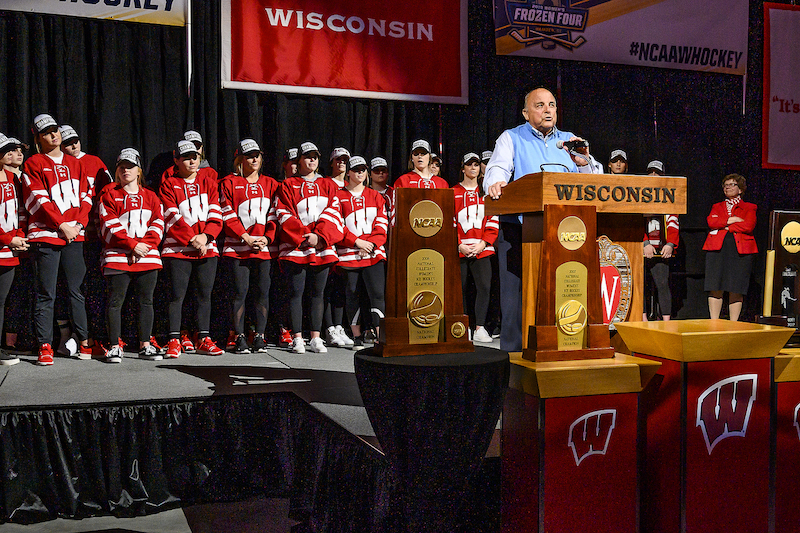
[696,374,757,454]
[568,409,616,466]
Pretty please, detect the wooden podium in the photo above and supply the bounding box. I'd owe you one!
[484,171,687,360]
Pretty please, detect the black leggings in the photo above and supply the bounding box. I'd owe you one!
[0,265,16,339]
[461,255,492,326]
[228,257,271,335]
[165,257,218,338]
[645,258,672,316]
[345,263,386,329]
[283,261,329,334]
[105,269,159,343]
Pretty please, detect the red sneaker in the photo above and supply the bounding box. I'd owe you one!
[149,336,165,354]
[79,341,107,360]
[165,338,181,359]
[37,343,54,366]
[180,334,196,353]
[225,331,237,351]
[279,327,293,347]
[197,336,224,356]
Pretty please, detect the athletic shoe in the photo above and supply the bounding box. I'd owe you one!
[290,337,306,354]
[473,327,493,343]
[149,336,165,354]
[197,336,224,356]
[79,341,107,360]
[37,344,54,366]
[139,345,163,361]
[57,335,78,357]
[279,327,293,347]
[165,338,181,359]
[105,344,123,364]
[234,333,251,354]
[326,326,347,347]
[180,334,196,353]
[0,348,19,366]
[308,337,327,353]
[335,325,354,346]
[351,336,364,351]
[225,331,237,351]
[491,327,501,339]
[252,333,268,353]
[364,328,377,343]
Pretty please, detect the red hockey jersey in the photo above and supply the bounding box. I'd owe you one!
[77,152,112,241]
[275,174,344,265]
[21,152,92,245]
[220,173,280,260]
[336,187,387,268]
[98,183,164,272]
[0,171,26,267]
[644,214,680,253]
[159,168,222,259]
[453,183,499,259]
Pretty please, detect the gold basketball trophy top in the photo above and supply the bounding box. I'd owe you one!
[374,188,474,357]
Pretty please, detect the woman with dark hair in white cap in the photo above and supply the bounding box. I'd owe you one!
[369,156,392,218]
[643,160,679,321]
[430,152,442,177]
[0,134,28,366]
[1,136,27,178]
[393,139,448,189]
[454,153,499,343]
[323,147,352,347]
[98,148,164,362]
[22,114,103,365]
[608,149,628,174]
[219,139,280,354]
[159,140,224,358]
[184,130,212,170]
[275,141,344,354]
[336,156,388,348]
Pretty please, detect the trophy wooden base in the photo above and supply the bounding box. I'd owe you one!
[523,323,614,362]
[376,316,475,357]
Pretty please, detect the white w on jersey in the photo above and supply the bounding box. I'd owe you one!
[297,196,328,226]
[50,165,81,213]
[0,184,19,233]
[178,184,209,226]
[119,209,152,239]
[345,206,378,236]
[458,202,485,233]
[238,197,271,229]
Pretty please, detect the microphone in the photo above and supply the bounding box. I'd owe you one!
[555,139,589,150]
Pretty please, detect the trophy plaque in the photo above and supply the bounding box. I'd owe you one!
[761,210,800,345]
[375,188,474,357]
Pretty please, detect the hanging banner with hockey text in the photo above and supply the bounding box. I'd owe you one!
[0,0,186,26]
[493,0,748,76]
[220,0,468,104]
[763,3,800,170]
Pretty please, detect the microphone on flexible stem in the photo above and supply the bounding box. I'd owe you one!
[555,139,590,166]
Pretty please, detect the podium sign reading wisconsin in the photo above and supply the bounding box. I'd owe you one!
[377,189,473,357]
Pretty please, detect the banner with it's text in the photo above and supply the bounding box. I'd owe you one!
[494,0,748,76]
[221,0,468,104]
[0,0,186,27]
[763,3,800,170]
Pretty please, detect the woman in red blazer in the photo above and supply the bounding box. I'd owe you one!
[703,174,757,321]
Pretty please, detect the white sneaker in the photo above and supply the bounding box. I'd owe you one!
[291,337,306,354]
[473,327,493,343]
[326,326,347,347]
[308,337,327,353]
[105,345,123,363]
[58,336,79,357]
[335,325,354,346]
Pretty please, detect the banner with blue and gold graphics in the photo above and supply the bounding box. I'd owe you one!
[494,0,747,75]
[1,0,186,27]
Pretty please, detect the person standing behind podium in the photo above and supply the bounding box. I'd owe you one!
[483,87,600,352]
[643,160,679,321]
[703,174,757,321]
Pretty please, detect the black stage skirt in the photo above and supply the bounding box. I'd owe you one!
[704,232,755,295]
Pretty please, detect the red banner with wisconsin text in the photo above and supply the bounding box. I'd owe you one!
[221,0,468,104]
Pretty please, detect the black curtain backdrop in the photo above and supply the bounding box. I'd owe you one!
[1,0,798,320]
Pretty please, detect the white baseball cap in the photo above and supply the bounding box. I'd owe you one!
[58,125,79,144]
[370,157,388,170]
[117,148,142,167]
[462,152,481,165]
[32,114,58,135]
[411,139,431,153]
[347,156,368,170]
[647,160,664,174]
[481,150,493,162]
[175,140,199,157]
[300,142,320,156]
[610,149,627,162]
[184,130,203,145]
[235,138,261,157]
[329,147,351,161]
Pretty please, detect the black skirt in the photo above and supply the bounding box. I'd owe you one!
[704,232,754,295]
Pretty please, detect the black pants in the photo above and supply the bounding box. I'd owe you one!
[283,261,329,334]
[0,265,16,339]
[645,258,672,317]
[165,257,218,337]
[461,255,492,326]
[323,266,346,329]
[32,242,88,345]
[106,269,159,343]
[496,223,523,351]
[228,257,271,335]
[345,263,386,329]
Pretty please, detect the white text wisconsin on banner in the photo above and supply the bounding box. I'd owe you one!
[493,0,748,75]
[1,0,186,26]
[762,3,800,170]
[220,0,468,104]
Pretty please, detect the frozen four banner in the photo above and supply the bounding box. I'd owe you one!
[0,0,186,26]
[763,3,800,171]
[220,0,468,104]
[493,0,748,76]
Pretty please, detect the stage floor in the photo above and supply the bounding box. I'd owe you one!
[0,337,502,533]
